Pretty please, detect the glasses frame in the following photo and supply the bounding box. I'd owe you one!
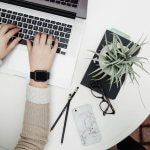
[90,82,115,116]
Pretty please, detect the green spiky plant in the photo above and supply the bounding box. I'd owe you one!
[90,33,149,88]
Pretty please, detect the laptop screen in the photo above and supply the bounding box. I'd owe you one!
[23,0,88,19]
[0,0,88,19]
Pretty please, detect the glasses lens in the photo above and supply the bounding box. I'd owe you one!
[90,82,115,115]
[100,101,109,112]
[91,83,103,98]
[91,89,103,98]
[100,100,115,115]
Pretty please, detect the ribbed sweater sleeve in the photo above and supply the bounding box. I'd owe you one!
[15,85,50,150]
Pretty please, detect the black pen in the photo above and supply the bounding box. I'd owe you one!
[50,101,69,131]
[70,87,79,100]
[50,87,79,132]
[61,87,79,144]
[61,94,71,144]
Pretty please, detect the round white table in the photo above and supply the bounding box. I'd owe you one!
[0,0,150,150]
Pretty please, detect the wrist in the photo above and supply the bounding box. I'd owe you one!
[29,80,48,88]
[0,55,3,60]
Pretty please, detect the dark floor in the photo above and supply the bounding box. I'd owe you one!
[130,115,150,150]
[109,115,150,150]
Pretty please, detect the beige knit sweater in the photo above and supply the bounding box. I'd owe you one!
[15,85,50,150]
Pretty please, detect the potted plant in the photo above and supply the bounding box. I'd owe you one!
[90,33,149,89]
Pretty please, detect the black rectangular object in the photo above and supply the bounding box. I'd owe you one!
[0,0,76,19]
[81,30,138,100]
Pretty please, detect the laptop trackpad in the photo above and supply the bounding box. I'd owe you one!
[1,44,30,76]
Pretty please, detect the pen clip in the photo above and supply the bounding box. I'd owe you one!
[68,93,72,100]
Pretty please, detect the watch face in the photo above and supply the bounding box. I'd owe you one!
[36,72,47,81]
[30,70,49,82]
[35,70,49,81]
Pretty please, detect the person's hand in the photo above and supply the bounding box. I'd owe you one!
[0,24,21,60]
[27,33,58,72]
[27,33,58,88]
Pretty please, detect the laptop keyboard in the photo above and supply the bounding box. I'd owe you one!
[0,8,73,55]
[45,0,79,8]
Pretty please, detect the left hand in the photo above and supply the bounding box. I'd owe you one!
[0,24,21,60]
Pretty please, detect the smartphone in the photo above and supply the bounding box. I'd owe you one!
[72,104,101,146]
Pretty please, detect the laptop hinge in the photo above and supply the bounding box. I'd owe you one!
[0,0,76,19]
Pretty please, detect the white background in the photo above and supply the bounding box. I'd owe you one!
[0,0,150,150]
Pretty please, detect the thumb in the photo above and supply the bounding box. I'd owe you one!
[7,37,21,52]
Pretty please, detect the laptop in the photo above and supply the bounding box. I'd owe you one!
[0,0,88,88]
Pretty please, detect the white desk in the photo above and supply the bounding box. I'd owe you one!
[0,0,150,150]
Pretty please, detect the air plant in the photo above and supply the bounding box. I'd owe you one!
[90,33,149,88]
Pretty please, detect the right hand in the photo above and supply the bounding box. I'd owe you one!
[27,33,58,72]
[27,33,58,88]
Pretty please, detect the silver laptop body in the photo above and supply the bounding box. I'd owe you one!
[0,0,88,88]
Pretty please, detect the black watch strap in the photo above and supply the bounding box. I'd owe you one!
[30,70,50,82]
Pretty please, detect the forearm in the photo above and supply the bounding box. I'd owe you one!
[15,101,49,150]
[0,29,56,150]
[15,81,50,150]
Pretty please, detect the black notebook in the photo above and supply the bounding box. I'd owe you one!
[81,30,136,100]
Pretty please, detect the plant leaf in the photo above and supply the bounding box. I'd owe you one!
[105,33,111,52]
[116,34,125,53]
[89,68,101,75]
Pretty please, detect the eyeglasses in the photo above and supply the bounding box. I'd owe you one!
[90,82,115,116]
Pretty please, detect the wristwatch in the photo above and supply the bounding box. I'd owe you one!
[30,70,50,82]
